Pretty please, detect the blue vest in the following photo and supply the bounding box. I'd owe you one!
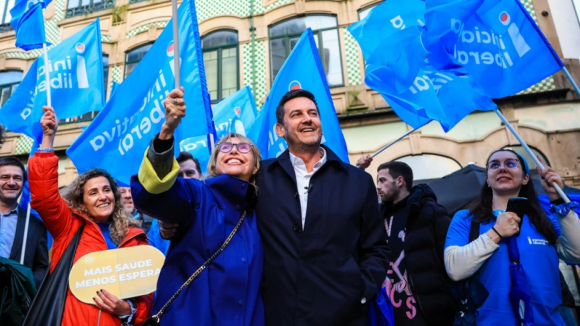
[446,210,564,326]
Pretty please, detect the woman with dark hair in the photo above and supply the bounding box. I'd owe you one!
[445,149,580,326]
[26,106,153,326]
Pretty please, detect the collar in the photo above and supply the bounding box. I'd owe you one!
[271,144,346,171]
[203,174,256,209]
[1,206,18,216]
[289,147,327,171]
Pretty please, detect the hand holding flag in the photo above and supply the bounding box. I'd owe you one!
[0,19,105,140]
[160,87,186,140]
[67,0,213,186]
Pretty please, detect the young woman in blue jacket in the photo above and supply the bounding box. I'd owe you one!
[131,88,264,326]
[445,149,580,326]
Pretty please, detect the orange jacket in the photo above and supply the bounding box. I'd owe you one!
[29,152,153,326]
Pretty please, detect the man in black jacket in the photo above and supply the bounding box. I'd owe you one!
[156,89,390,325]
[256,89,390,326]
[358,157,456,325]
[0,156,48,287]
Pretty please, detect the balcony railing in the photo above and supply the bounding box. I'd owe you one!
[65,0,115,19]
[128,0,148,4]
[0,23,13,33]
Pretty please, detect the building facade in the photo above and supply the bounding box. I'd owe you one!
[0,0,579,188]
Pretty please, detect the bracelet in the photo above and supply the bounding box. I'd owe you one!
[549,201,579,216]
[36,147,54,152]
[491,226,503,239]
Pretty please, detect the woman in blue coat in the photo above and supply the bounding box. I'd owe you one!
[131,88,264,325]
[444,149,580,326]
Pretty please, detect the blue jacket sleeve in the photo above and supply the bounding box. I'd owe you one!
[131,148,200,224]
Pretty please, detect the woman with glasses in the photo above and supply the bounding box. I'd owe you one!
[131,89,264,325]
[444,149,580,326]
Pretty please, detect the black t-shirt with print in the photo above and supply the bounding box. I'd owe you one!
[381,197,428,326]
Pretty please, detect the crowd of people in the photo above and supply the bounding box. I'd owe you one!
[0,87,579,326]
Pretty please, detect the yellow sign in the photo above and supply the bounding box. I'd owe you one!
[69,246,165,304]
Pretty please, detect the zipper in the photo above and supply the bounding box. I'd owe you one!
[407,272,426,317]
[96,309,101,326]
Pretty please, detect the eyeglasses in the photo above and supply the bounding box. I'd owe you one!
[487,158,519,171]
[218,142,252,154]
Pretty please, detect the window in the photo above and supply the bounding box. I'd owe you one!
[0,70,23,107]
[65,0,114,18]
[269,15,344,87]
[0,0,15,28]
[103,54,109,96]
[201,30,239,102]
[124,43,152,78]
[358,3,381,20]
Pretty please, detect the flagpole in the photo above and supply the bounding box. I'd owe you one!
[20,203,31,264]
[561,67,580,98]
[495,109,570,203]
[42,43,51,106]
[370,128,415,159]
[171,0,180,89]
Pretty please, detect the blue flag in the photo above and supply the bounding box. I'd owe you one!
[10,0,51,51]
[179,86,257,174]
[348,0,426,62]
[349,0,497,132]
[423,0,563,98]
[110,81,120,96]
[0,19,104,141]
[67,0,213,185]
[247,28,349,162]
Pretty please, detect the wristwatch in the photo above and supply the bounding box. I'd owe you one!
[119,299,137,325]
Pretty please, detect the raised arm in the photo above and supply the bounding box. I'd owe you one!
[130,137,200,224]
[539,166,580,263]
[130,87,199,224]
[29,107,75,240]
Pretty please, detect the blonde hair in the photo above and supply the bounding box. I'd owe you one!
[207,133,262,184]
[61,169,141,246]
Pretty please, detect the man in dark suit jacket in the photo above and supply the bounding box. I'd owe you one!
[0,156,48,288]
[153,88,389,325]
[255,89,390,325]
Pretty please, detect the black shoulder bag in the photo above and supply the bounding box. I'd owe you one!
[141,211,247,326]
[451,220,490,326]
[22,222,86,326]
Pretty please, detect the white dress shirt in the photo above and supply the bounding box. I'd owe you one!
[289,148,327,229]
[0,207,18,258]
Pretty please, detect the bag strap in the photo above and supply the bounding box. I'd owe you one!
[469,220,480,243]
[151,210,247,323]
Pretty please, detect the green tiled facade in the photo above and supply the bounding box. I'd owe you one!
[14,134,34,155]
[344,28,361,87]
[126,21,169,38]
[242,40,267,108]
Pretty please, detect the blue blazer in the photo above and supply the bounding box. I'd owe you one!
[132,173,264,326]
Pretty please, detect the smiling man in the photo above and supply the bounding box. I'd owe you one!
[0,156,48,287]
[145,89,389,325]
[255,89,390,325]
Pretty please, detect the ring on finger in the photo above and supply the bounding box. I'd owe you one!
[173,98,177,106]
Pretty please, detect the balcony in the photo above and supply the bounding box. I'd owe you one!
[65,0,115,19]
